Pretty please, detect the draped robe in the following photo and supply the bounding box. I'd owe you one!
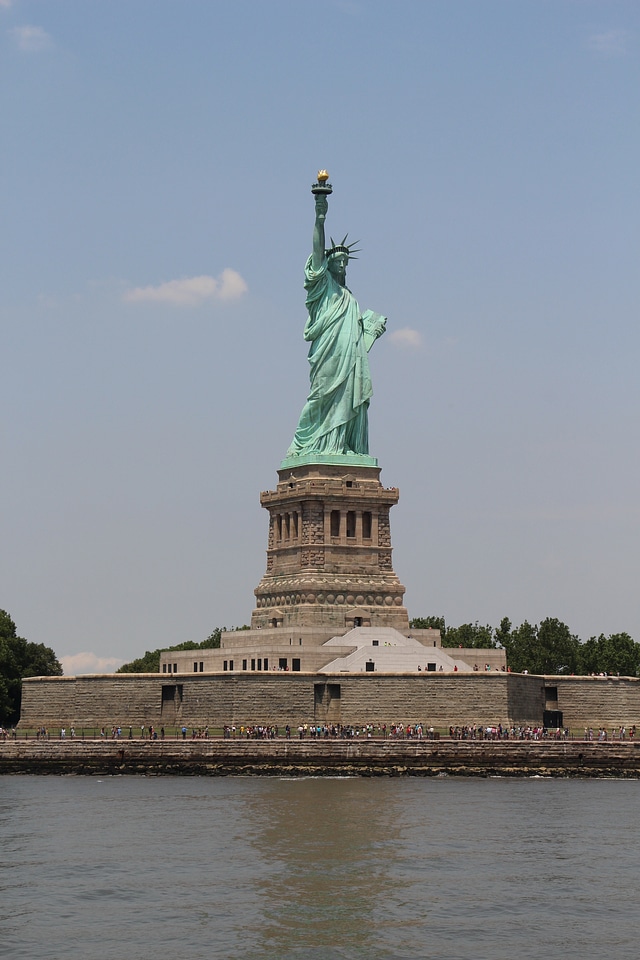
[286,255,385,458]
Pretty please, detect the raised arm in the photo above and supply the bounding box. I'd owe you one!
[312,194,328,270]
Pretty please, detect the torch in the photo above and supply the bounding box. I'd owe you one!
[311,170,333,197]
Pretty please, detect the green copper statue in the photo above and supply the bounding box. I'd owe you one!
[284,172,387,465]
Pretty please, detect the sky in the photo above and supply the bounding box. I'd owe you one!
[2,0,639,674]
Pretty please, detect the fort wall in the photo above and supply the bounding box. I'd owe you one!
[546,675,640,728]
[19,672,640,731]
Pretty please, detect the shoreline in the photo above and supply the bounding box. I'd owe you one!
[2,739,640,778]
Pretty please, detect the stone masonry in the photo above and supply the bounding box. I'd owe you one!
[252,462,409,631]
[18,672,640,732]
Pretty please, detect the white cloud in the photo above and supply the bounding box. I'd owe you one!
[389,327,423,348]
[10,25,52,51]
[124,268,248,306]
[586,29,629,56]
[216,268,249,300]
[61,652,124,676]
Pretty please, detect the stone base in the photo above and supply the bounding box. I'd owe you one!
[280,452,378,470]
[252,605,409,631]
[253,460,408,631]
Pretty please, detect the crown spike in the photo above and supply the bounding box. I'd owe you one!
[325,232,363,262]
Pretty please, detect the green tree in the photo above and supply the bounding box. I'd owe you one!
[203,628,222,648]
[576,635,600,675]
[443,622,495,649]
[577,633,640,677]
[501,618,579,674]
[410,616,496,648]
[601,633,640,676]
[494,617,512,649]
[0,609,62,725]
[116,649,161,673]
[0,610,17,639]
[501,620,537,673]
[536,618,579,674]
[409,616,446,633]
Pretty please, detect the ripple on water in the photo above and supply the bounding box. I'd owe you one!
[0,776,639,960]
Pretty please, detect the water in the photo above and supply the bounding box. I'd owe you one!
[0,775,638,960]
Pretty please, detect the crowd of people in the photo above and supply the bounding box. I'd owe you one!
[216,721,617,741]
[221,722,438,739]
[6,721,637,742]
[586,725,636,741]
[448,724,571,740]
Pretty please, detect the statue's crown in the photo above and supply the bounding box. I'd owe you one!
[326,234,360,261]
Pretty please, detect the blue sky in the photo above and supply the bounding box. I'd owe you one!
[2,0,639,673]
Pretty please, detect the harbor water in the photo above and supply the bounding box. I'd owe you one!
[0,775,638,959]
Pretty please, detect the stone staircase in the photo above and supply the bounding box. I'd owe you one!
[319,627,471,674]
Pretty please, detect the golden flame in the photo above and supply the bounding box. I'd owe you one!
[317,170,329,182]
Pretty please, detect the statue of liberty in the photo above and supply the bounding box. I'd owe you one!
[284,172,387,464]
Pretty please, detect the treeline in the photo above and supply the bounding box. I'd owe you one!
[410,616,640,677]
[0,610,62,726]
[117,626,250,674]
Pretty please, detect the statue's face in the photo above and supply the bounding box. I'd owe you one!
[328,254,348,286]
